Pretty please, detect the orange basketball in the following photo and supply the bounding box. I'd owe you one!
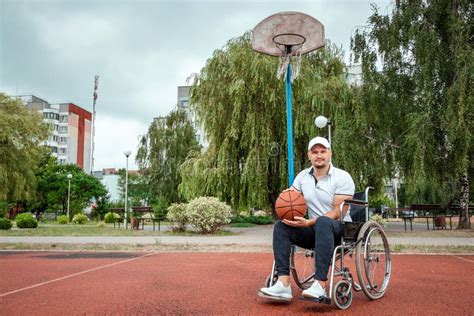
[275,190,307,220]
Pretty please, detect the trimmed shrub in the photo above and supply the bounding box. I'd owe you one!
[185,197,232,234]
[72,213,89,225]
[104,212,120,224]
[56,215,69,224]
[16,213,38,229]
[0,218,12,230]
[167,203,188,232]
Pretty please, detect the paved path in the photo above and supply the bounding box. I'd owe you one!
[1,235,473,246]
[1,222,473,247]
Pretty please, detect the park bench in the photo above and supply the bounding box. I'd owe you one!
[383,207,411,219]
[109,208,125,228]
[131,206,165,231]
[399,204,454,231]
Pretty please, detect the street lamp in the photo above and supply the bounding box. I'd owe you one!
[123,150,132,229]
[315,115,332,146]
[67,173,72,222]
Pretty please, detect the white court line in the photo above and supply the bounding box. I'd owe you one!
[452,255,474,263]
[0,252,156,298]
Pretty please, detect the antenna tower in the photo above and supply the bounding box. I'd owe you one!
[91,75,99,174]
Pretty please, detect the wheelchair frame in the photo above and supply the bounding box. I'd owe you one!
[263,187,392,309]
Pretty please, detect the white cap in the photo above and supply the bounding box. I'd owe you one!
[307,136,330,151]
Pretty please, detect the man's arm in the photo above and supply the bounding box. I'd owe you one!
[283,194,353,227]
[323,194,353,220]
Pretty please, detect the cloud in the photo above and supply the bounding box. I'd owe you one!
[94,115,147,170]
[1,0,392,172]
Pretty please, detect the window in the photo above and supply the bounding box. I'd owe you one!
[60,126,68,133]
[59,137,67,144]
[60,115,68,122]
[59,148,67,154]
[50,146,58,153]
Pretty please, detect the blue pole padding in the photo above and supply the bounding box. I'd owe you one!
[285,63,294,187]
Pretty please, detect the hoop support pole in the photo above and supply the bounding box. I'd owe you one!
[286,62,294,187]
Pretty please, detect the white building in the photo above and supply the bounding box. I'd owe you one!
[177,86,209,149]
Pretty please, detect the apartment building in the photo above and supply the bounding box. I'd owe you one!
[19,95,92,173]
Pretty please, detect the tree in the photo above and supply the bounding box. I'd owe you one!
[116,168,148,206]
[136,109,200,204]
[179,33,356,211]
[0,93,49,202]
[35,158,108,217]
[351,0,473,228]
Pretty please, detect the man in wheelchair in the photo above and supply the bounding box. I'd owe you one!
[260,136,355,301]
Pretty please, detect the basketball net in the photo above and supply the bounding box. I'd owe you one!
[276,46,303,82]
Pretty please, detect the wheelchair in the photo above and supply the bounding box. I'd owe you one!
[263,187,391,310]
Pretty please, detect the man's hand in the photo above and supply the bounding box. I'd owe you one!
[282,216,315,228]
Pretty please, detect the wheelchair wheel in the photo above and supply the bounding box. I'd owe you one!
[333,280,353,310]
[355,220,391,300]
[290,245,315,290]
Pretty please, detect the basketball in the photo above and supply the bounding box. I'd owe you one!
[275,189,307,220]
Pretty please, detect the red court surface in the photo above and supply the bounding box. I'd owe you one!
[0,251,473,315]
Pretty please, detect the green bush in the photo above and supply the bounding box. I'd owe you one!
[153,198,169,220]
[230,222,255,228]
[0,218,13,230]
[72,213,89,225]
[15,213,38,229]
[230,215,273,225]
[247,215,273,225]
[0,201,7,218]
[104,212,120,224]
[56,215,69,224]
[185,197,232,234]
[167,203,188,232]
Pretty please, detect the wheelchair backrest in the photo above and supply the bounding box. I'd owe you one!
[349,191,368,223]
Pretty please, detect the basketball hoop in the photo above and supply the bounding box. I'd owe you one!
[252,12,324,81]
[273,33,305,81]
[251,12,325,186]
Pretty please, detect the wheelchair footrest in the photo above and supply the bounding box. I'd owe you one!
[299,295,331,305]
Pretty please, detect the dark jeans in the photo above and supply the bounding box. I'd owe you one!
[273,216,343,281]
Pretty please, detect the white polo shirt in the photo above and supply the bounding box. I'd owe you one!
[292,163,355,222]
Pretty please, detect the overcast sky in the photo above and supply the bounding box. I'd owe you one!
[0,0,392,171]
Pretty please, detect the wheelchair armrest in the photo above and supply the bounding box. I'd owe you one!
[344,199,368,206]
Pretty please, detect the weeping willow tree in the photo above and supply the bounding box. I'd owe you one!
[136,109,200,205]
[0,93,49,201]
[351,0,473,228]
[179,32,383,211]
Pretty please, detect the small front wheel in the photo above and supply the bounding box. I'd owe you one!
[333,280,353,310]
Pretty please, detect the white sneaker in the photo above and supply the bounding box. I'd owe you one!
[302,281,327,298]
[259,280,292,300]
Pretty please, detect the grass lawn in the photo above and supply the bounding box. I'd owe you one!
[0,224,160,236]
